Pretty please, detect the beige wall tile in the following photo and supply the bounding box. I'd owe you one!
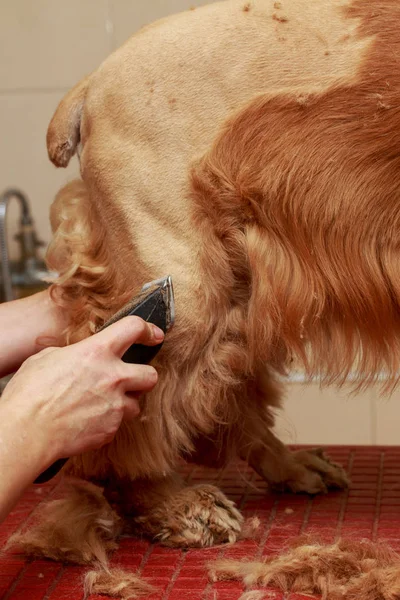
[0,0,111,90]
[0,92,79,262]
[111,0,217,48]
[274,382,374,445]
[375,390,400,445]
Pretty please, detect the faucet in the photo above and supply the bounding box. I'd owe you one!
[0,188,53,302]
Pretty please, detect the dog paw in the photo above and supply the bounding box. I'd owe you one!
[134,484,243,548]
[271,448,350,495]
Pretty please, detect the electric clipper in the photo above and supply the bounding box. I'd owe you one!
[34,275,175,484]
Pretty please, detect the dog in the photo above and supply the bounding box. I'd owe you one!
[10,0,400,596]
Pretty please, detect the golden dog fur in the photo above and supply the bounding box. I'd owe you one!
[210,537,400,599]
[10,0,400,597]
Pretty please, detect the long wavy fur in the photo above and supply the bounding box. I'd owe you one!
[45,179,277,481]
[47,179,131,343]
[190,0,400,391]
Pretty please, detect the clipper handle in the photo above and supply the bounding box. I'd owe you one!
[34,458,69,484]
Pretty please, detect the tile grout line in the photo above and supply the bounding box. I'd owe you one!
[370,391,378,446]
[2,560,32,600]
[238,469,257,511]
[255,499,279,560]
[161,552,187,600]
[372,451,385,542]
[128,540,156,599]
[200,466,261,600]
[138,542,155,576]
[253,501,280,600]
[42,566,65,600]
[335,450,355,540]
[299,497,313,537]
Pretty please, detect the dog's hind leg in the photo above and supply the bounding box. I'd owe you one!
[112,475,243,548]
[240,372,349,494]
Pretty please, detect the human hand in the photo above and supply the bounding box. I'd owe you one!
[0,316,164,469]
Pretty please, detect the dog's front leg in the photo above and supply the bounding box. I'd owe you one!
[245,438,349,494]
[241,372,350,494]
[108,474,243,548]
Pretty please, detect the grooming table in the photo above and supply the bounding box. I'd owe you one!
[1,446,399,600]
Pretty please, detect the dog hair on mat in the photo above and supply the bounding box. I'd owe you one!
[84,567,154,599]
[238,591,269,600]
[209,537,400,600]
[6,481,121,565]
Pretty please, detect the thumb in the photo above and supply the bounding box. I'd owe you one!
[93,316,164,358]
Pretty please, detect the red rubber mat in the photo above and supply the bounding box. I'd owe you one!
[1,446,399,600]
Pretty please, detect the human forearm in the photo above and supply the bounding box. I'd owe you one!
[0,289,67,378]
[0,404,52,523]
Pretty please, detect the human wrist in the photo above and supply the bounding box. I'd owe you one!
[0,290,67,379]
[0,399,56,479]
[33,289,67,352]
[0,402,58,523]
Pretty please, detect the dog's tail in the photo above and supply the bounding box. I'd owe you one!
[46,75,90,168]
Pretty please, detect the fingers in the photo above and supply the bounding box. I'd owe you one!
[118,362,157,421]
[120,363,158,394]
[26,346,57,362]
[122,397,140,420]
[93,316,165,358]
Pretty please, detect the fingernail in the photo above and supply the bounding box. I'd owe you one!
[149,367,158,382]
[152,325,165,341]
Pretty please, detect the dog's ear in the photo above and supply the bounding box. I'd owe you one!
[46,75,90,168]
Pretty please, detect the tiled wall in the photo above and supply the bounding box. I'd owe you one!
[280,379,400,446]
[0,0,214,259]
[1,1,399,446]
